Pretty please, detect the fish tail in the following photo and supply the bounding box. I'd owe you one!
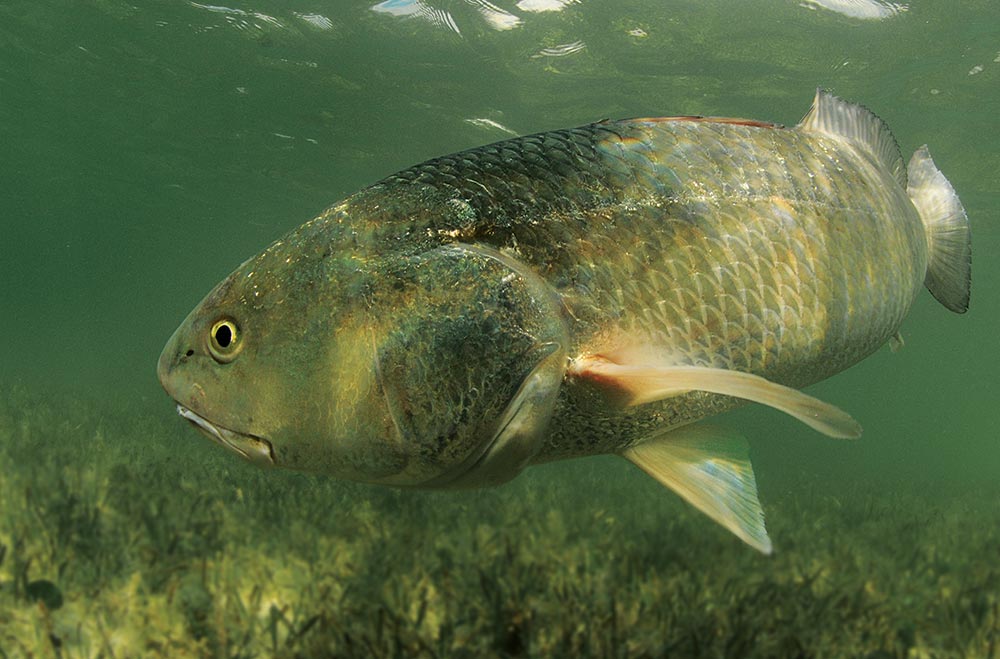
[907,146,971,313]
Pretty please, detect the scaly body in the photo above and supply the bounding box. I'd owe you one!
[159,91,970,552]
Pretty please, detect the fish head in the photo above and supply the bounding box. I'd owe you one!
[156,222,344,472]
[158,209,569,487]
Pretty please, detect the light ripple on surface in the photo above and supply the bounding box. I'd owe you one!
[465,118,519,136]
[189,2,285,28]
[516,0,579,13]
[799,0,908,20]
[465,0,523,30]
[294,12,334,31]
[532,40,586,58]
[371,0,461,35]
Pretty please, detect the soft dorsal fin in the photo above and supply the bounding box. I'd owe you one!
[798,89,906,187]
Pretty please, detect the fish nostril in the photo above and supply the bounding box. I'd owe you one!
[185,349,194,357]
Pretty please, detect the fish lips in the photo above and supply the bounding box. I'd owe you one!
[176,404,276,467]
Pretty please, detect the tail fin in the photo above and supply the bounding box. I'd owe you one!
[907,146,971,313]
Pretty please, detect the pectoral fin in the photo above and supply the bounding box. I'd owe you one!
[623,424,772,554]
[451,341,566,487]
[570,354,861,439]
[418,340,566,489]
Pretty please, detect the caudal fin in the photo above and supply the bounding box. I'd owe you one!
[907,146,971,313]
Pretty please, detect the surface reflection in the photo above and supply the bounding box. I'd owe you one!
[800,0,908,20]
[371,0,461,34]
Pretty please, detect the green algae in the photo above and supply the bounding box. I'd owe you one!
[1,385,998,658]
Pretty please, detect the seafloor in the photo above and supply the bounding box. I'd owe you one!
[0,385,997,658]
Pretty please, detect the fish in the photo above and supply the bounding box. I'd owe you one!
[158,90,970,553]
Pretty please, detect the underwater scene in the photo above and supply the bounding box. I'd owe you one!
[2,0,999,656]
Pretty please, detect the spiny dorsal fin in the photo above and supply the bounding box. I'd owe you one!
[798,89,906,187]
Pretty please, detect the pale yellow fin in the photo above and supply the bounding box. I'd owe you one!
[623,424,772,554]
[570,355,861,439]
[907,145,971,314]
[798,89,905,187]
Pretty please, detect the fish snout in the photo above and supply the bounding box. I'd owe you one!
[157,339,180,393]
[157,320,199,400]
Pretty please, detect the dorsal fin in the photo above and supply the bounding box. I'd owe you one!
[798,89,906,187]
[637,116,784,129]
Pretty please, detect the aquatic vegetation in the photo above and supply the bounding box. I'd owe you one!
[1,384,998,657]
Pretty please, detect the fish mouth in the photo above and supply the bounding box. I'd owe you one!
[176,405,275,467]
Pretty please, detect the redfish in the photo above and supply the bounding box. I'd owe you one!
[158,91,970,552]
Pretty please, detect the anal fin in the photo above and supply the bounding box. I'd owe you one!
[623,424,772,554]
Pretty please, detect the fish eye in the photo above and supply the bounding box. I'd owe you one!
[208,318,243,362]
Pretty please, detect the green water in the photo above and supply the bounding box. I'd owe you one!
[1,1,999,656]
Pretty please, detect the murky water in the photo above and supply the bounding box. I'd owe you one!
[1,1,998,655]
